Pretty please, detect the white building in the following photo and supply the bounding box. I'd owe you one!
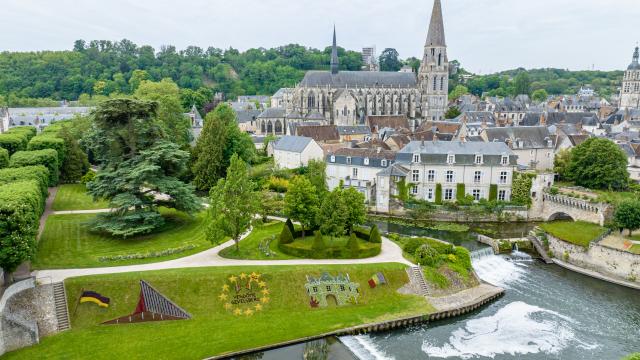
[0,108,8,133]
[273,136,324,169]
[480,126,555,170]
[375,141,518,213]
[326,148,396,204]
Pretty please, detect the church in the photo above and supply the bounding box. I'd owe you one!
[620,46,640,109]
[256,0,449,135]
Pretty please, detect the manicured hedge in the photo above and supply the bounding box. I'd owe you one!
[0,148,8,169]
[489,184,498,201]
[0,134,26,154]
[10,149,59,185]
[28,135,66,165]
[435,183,443,205]
[4,126,37,149]
[0,180,43,272]
[456,183,465,201]
[280,240,381,259]
[0,165,50,207]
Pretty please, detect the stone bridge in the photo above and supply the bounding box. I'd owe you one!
[534,193,611,225]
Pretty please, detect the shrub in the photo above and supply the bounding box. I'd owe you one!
[404,238,424,255]
[267,176,289,193]
[28,135,66,165]
[80,169,96,184]
[348,232,360,257]
[489,184,498,201]
[6,126,37,140]
[285,218,295,236]
[0,180,43,272]
[435,183,442,205]
[0,134,26,154]
[279,223,294,245]
[404,237,455,257]
[0,148,8,169]
[10,149,59,185]
[369,224,382,243]
[456,183,466,201]
[0,165,49,205]
[311,231,326,252]
[415,244,440,267]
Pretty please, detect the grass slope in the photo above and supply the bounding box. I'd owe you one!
[33,209,211,269]
[540,221,607,248]
[52,184,109,211]
[4,264,430,360]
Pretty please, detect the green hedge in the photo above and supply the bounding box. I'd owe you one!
[0,165,50,207]
[0,148,8,169]
[6,126,37,140]
[435,183,442,205]
[489,184,498,201]
[280,241,381,259]
[0,134,26,154]
[28,135,66,165]
[403,237,455,256]
[456,183,465,201]
[10,149,59,185]
[0,180,43,272]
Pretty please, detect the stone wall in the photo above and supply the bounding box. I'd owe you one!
[547,234,640,283]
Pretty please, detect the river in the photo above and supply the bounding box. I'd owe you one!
[238,222,640,360]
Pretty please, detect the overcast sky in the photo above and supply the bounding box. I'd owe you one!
[2,0,639,73]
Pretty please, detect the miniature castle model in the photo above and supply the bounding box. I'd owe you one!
[305,272,360,307]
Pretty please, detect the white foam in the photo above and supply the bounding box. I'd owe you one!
[421,301,597,359]
[472,254,527,288]
[340,335,395,360]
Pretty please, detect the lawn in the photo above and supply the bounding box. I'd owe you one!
[539,221,607,248]
[52,184,110,211]
[32,209,212,269]
[4,264,431,360]
[218,221,298,260]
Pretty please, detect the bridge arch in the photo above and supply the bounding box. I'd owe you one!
[547,212,575,222]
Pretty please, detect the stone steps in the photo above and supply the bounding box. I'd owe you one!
[410,266,429,296]
[53,282,70,331]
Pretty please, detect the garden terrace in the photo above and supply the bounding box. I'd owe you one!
[539,221,608,248]
[3,264,431,360]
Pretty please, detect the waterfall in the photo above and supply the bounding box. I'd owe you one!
[470,247,494,260]
[510,242,533,262]
[472,253,527,288]
[339,335,394,360]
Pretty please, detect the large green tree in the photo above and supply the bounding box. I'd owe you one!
[614,200,640,236]
[59,126,90,182]
[207,154,257,251]
[378,48,402,72]
[513,72,531,95]
[284,176,319,236]
[317,187,348,238]
[566,138,629,190]
[87,98,201,237]
[341,187,366,234]
[305,159,328,200]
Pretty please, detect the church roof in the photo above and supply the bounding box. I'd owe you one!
[299,71,417,88]
[257,107,285,119]
[628,47,640,70]
[425,0,446,47]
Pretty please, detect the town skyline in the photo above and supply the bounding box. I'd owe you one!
[2,0,639,73]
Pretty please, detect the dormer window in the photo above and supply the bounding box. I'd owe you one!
[447,154,455,165]
[381,159,388,167]
[413,154,420,163]
[474,154,483,165]
[346,156,352,165]
[501,155,509,165]
[330,155,335,163]
[364,157,370,166]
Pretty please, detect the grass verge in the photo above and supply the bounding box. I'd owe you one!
[539,221,607,248]
[4,264,431,360]
[218,221,298,260]
[52,184,109,211]
[33,209,212,269]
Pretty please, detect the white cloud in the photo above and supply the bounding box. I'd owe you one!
[1,0,638,71]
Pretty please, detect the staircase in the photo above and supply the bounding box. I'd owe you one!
[410,266,429,296]
[528,235,553,264]
[53,282,70,331]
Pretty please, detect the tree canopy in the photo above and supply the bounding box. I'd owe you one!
[378,48,402,72]
[565,138,629,190]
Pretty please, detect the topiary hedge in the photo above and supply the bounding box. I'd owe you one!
[0,165,50,209]
[435,183,442,205]
[6,126,37,140]
[279,240,380,259]
[0,180,43,272]
[28,135,66,165]
[0,148,8,169]
[456,183,465,201]
[489,184,498,201]
[10,149,59,185]
[0,134,26,155]
[368,224,382,243]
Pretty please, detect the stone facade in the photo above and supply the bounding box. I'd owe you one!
[620,47,640,109]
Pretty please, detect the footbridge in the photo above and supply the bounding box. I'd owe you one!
[538,193,611,225]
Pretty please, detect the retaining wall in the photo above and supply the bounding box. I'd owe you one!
[0,278,38,356]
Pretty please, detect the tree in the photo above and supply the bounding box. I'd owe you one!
[348,232,360,258]
[59,126,89,183]
[342,187,366,234]
[511,172,534,206]
[207,154,257,251]
[305,159,328,200]
[369,224,381,243]
[312,231,325,252]
[128,69,149,92]
[258,189,283,222]
[553,148,572,181]
[448,85,469,101]
[444,106,461,119]
[532,89,549,102]
[317,187,348,238]
[86,98,201,237]
[514,72,531,96]
[279,223,294,245]
[566,138,629,190]
[614,200,640,236]
[284,176,319,237]
[378,48,402,72]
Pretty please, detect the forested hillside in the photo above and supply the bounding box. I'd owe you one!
[0,39,624,108]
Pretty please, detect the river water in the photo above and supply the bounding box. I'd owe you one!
[239,222,640,360]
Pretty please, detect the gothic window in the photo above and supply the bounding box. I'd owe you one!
[307,94,316,109]
[260,121,266,134]
[440,76,445,91]
[275,120,282,134]
[343,105,348,116]
[438,52,442,66]
[267,120,273,134]
[431,48,435,56]
[433,77,437,91]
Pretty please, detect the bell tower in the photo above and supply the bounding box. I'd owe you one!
[418,0,449,121]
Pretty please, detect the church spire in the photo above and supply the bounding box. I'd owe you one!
[628,46,640,70]
[425,0,446,47]
[330,25,339,74]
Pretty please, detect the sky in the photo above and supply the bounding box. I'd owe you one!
[2,0,640,73]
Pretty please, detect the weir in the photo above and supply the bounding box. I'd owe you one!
[470,247,495,260]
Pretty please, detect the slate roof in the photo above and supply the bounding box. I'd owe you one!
[546,112,599,126]
[305,111,326,121]
[328,148,396,168]
[273,135,314,153]
[397,141,516,166]
[366,115,410,131]
[236,109,261,123]
[482,126,553,149]
[353,139,391,150]
[521,112,543,126]
[299,71,417,88]
[425,0,446,46]
[456,111,496,124]
[296,125,340,142]
[377,164,409,177]
[257,107,285,119]
[337,126,371,136]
